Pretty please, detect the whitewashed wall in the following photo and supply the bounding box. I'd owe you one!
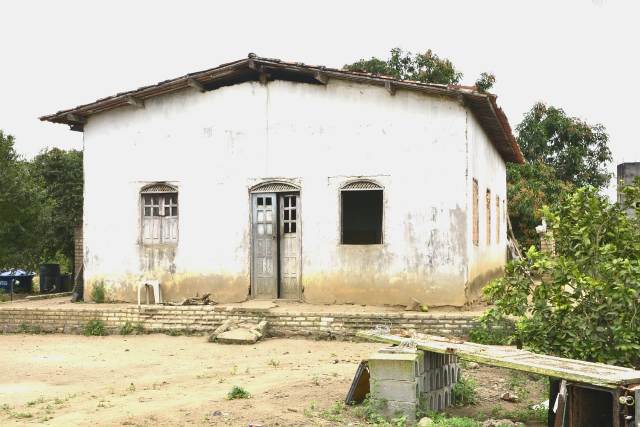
[466,112,508,301]
[83,78,505,306]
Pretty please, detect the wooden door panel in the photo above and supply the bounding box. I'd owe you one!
[279,194,300,299]
[252,193,277,299]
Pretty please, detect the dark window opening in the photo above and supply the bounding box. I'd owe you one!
[341,190,383,244]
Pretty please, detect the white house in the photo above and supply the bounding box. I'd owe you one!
[41,54,523,307]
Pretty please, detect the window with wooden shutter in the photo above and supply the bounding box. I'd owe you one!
[141,183,178,245]
[486,189,491,246]
[472,179,479,246]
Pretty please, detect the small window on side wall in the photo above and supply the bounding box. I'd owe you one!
[341,180,383,245]
[141,183,178,245]
[472,179,479,246]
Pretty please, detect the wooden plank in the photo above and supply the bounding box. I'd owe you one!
[554,380,567,427]
[357,331,640,388]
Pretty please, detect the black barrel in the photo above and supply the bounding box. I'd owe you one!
[39,264,60,293]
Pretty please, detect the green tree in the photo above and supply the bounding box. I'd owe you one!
[482,183,640,368]
[344,48,463,85]
[30,148,83,271]
[509,103,612,249]
[516,102,612,188]
[507,162,574,248]
[0,130,49,269]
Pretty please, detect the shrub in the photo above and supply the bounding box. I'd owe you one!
[120,321,143,335]
[227,386,250,400]
[468,314,515,345]
[90,281,106,303]
[484,183,640,367]
[452,376,478,406]
[84,319,107,336]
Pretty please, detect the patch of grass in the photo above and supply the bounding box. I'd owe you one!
[90,281,106,303]
[452,376,478,406]
[227,386,250,400]
[165,329,182,336]
[26,397,45,406]
[268,359,280,368]
[0,289,7,302]
[488,405,547,423]
[319,401,346,423]
[507,371,530,400]
[120,321,134,335]
[17,322,42,334]
[10,412,33,419]
[84,319,107,336]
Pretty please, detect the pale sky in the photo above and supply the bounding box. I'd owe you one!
[1,0,638,193]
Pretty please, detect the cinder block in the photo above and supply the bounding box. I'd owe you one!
[382,400,416,423]
[371,378,420,403]
[369,352,420,381]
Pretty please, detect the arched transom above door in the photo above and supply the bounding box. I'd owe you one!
[250,181,301,193]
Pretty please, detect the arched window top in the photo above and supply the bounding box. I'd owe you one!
[250,180,300,193]
[141,182,177,194]
[340,179,383,191]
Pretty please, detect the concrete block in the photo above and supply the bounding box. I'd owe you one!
[369,352,420,381]
[371,378,420,403]
[382,400,416,423]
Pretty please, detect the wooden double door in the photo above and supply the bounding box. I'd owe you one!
[251,192,300,299]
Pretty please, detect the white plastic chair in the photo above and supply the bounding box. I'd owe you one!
[137,280,162,305]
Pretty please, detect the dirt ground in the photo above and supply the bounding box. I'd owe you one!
[0,334,546,426]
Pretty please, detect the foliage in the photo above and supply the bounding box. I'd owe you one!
[226,386,250,400]
[31,148,83,271]
[506,161,575,249]
[468,312,515,345]
[474,72,496,92]
[0,130,83,272]
[0,130,50,269]
[508,103,611,249]
[452,376,478,406]
[484,183,640,367]
[120,321,144,335]
[91,281,106,303]
[344,48,463,85]
[516,102,612,188]
[84,319,107,336]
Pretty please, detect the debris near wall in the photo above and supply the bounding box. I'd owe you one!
[165,293,216,306]
[209,319,268,345]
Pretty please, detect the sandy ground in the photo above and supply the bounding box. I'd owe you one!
[0,334,547,427]
[0,334,381,426]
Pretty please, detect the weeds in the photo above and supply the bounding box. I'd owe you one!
[10,412,33,419]
[319,401,346,423]
[268,359,280,368]
[120,321,143,335]
[452,376,478,406]
[227,386,250,400]
[26,397,45,406]
[90,281,106,303]
[165,329,182,336]
[17,322,42,334]
[84,319,107,336]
